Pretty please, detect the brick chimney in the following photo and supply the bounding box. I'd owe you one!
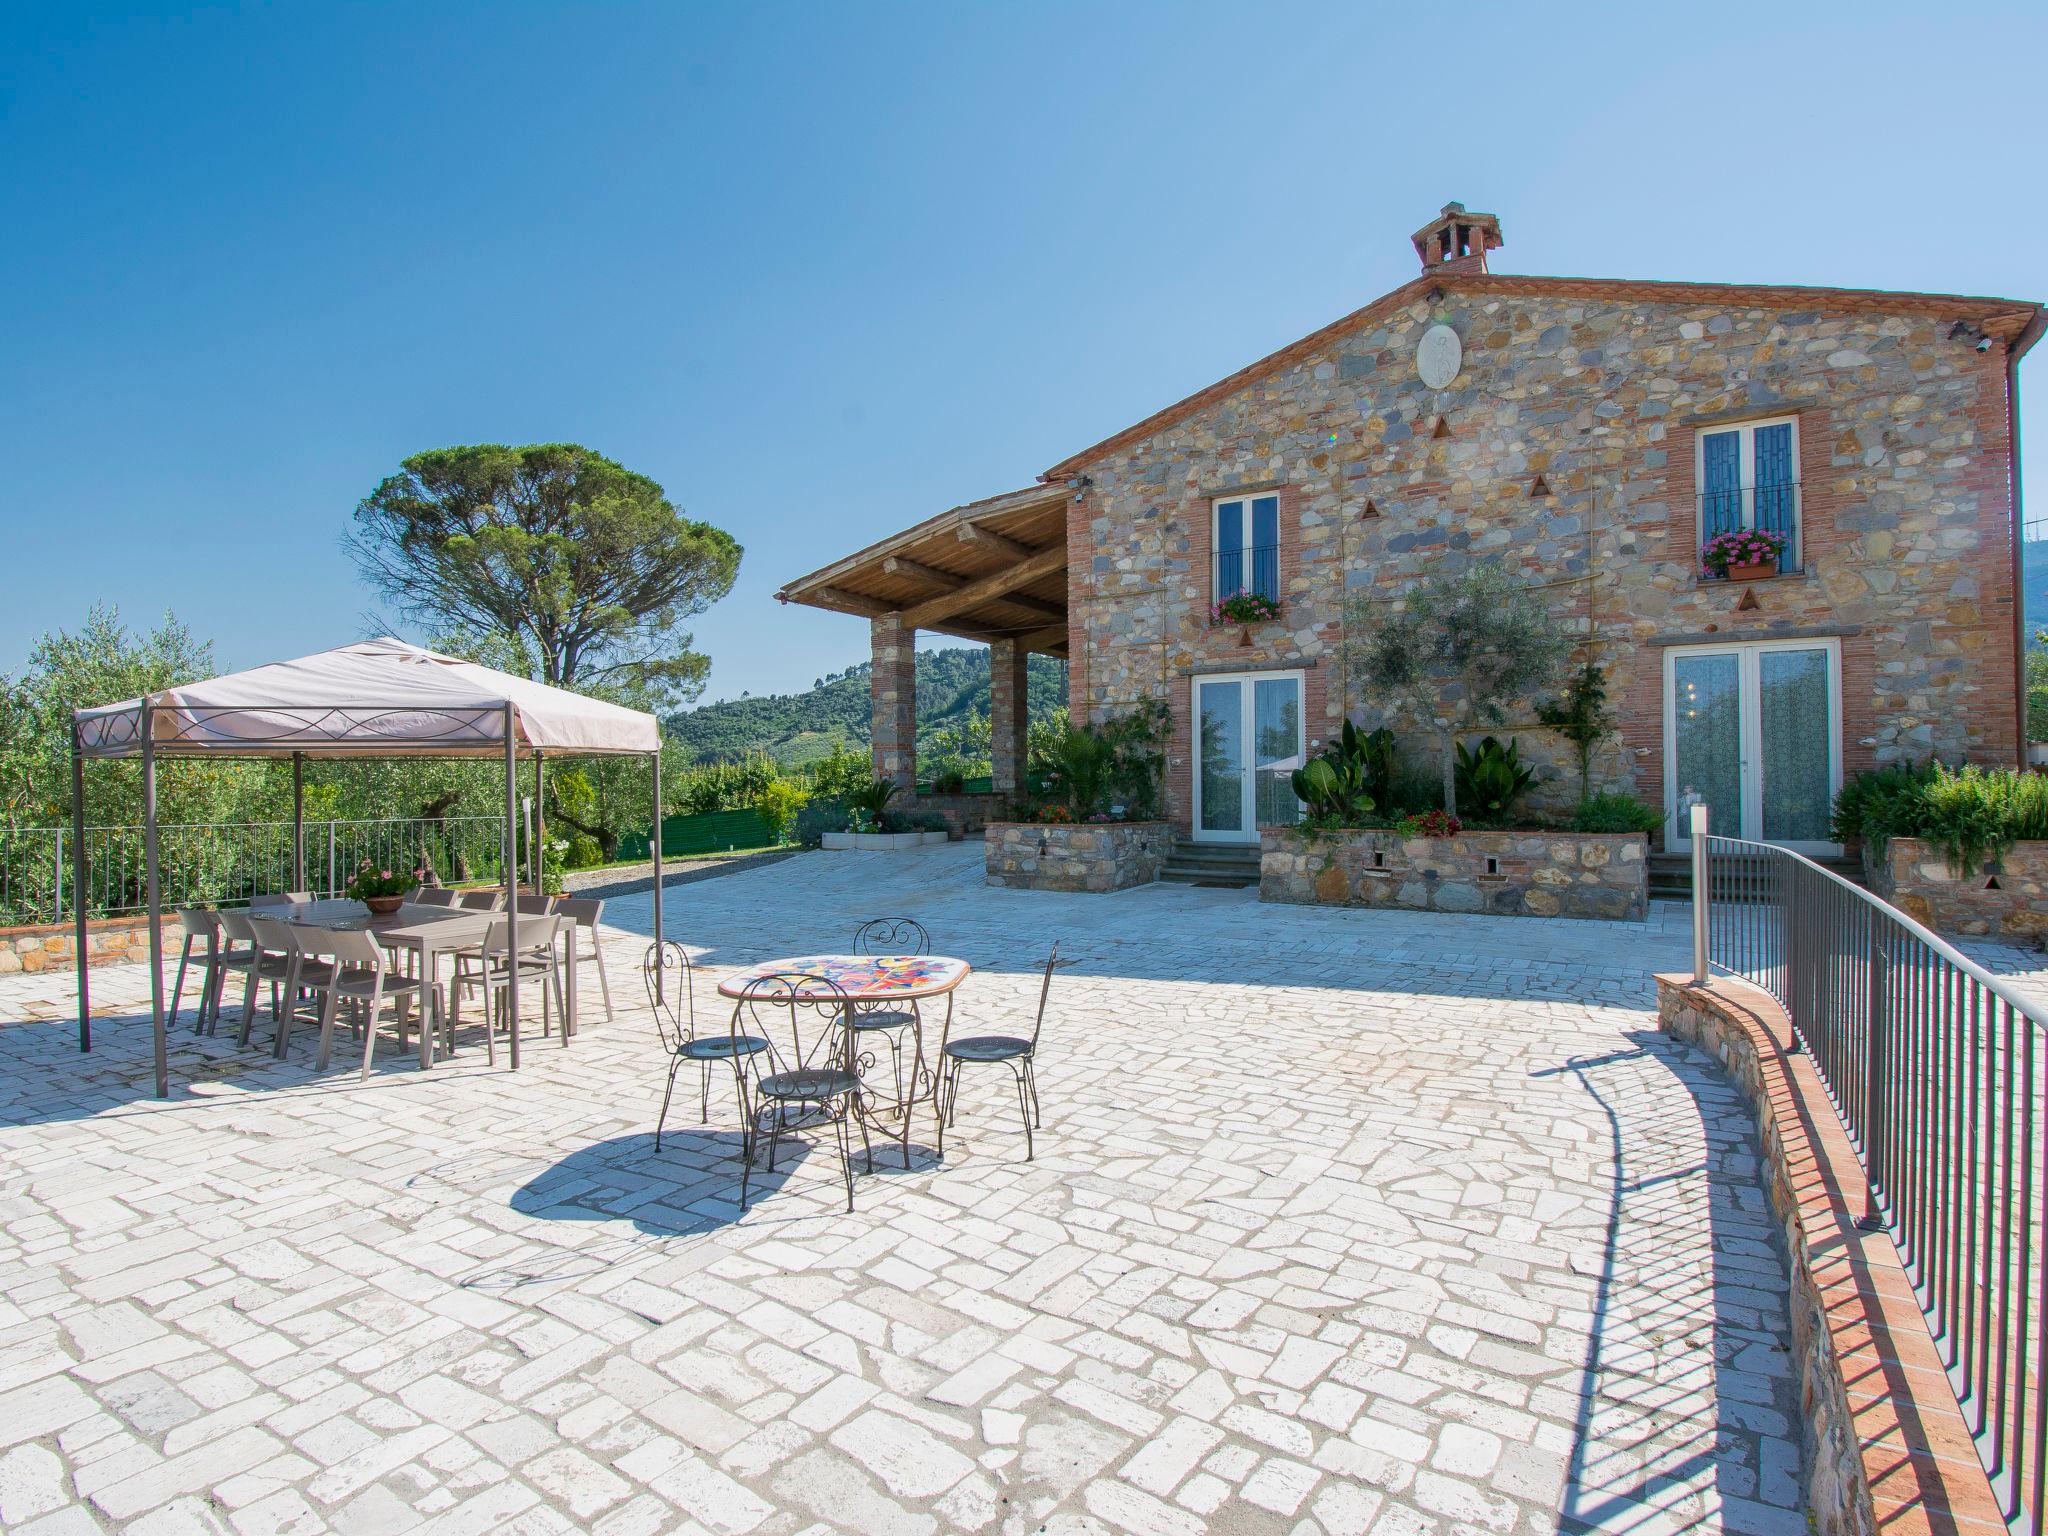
[1411,201,1502,275]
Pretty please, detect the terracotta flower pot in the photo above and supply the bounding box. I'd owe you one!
[363,895,405,915]
[1725,558,1778,581]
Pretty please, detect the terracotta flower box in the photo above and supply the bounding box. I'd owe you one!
[1725,559,1779,581]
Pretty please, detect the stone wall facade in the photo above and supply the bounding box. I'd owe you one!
[1863,835,2048,938]
[869,614,918,792]
[1260,828,1647,920]
[1062,273,2024,842]
[984,821,1168,893]
[0,914,162,976]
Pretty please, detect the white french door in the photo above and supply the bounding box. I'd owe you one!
[1665,639,1841,853]
[1192,670,1305,843]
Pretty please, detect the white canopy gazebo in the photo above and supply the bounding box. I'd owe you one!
[71,638,669,1098]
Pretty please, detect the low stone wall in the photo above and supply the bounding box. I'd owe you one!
[984,821,1168,893]
[907,792,1002,839]
[1260,828,1647,920]
[1657,972,2005,1536]
[1863,836,2048,939]
[0,914,160,976]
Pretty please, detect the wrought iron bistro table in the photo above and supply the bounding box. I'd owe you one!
[716,954,971,1164]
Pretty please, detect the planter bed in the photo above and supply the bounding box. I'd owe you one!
[819,831,951,851]
[1862,836,2048,939]
[1261,827,1647,921]
[985,821,1168,893]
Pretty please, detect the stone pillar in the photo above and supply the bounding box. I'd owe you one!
[989,639,1030,793]
[870,615,917,791]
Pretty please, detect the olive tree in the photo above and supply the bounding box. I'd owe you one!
[1350,563,1569,817]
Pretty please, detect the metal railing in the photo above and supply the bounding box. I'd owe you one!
[1691,817,2047,1533]
[0,816,508,925]
[1699,479,1802,572]
[1215,544,1280,606]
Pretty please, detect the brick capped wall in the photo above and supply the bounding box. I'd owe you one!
[1063,291,2023,839]
[870,614,917,791]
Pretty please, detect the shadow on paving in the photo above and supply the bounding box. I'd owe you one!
[506,1129,946,1240]
[1539,1030,1804,1535]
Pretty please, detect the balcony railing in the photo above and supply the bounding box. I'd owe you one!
[1693,827,2047,1534]
[0,816,509,926]
[1699,480,1802,573]
[1215,543,1280,604]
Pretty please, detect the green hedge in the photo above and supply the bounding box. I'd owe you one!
[616,808,776,860]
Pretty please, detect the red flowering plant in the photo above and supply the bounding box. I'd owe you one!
[344,860,417,901]
[1209,589,1283,627]
[1393,809,1461,839]
[1699,528,1787,577]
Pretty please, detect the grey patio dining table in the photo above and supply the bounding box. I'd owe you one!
[277,898,580,1068]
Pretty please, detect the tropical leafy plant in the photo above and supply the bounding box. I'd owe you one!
[1535,663,1617,800]
[1453,736,1537,826]
[842,776,898,832]
[1290,720,1379,824]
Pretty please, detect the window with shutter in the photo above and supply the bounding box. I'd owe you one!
[1694,416,1802,571]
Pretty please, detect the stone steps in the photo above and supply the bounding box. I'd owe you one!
[1160,840,1262,889]
[1646,851,1865,899]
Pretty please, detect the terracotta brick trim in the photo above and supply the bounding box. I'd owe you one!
[1656,973,2008,1536]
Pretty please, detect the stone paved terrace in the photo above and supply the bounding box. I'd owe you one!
[0,844,1817,1535]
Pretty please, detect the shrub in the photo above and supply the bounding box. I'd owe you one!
[1832,760,2048,872]
[1394,809,1460,839]
[1290,720,1378,824]
[1568,792,1664,835]
[1536,663,1616,800]
[751,779,810,844]
[563,834,605,870]
[795,798,849,848]
[1035,701,1168,821]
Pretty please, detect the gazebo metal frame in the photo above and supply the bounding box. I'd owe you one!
[70,695,665,1099]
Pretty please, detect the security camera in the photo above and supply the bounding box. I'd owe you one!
[1976,334,1995,353]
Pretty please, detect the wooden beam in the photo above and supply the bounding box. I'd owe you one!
[1014,623,1069,651]
[899,543,1067,629]
[957,522,1034,562]
[882,556,965,590]
[806,585,892,618]
[989,593,1066,621]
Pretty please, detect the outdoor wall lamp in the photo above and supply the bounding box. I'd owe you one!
[1949,320,1994,353]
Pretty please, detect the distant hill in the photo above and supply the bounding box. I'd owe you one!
[2026,538,2048,645]
[668,647,1068,767]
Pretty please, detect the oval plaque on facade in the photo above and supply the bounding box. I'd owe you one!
[1416,323,1462,389]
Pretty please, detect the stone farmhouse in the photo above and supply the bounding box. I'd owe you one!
[778,201,2042,857]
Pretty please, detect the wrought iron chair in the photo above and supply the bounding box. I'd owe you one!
[732,971,870,1213]
[937,945,1068,1161]
[847,916,931,1112]
[642,940,767,1150]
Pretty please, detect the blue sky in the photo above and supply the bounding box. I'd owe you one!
[4,1,2044,705]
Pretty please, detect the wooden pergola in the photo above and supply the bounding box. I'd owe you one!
[775,484,1070,792]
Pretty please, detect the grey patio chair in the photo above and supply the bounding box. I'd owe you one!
[413,886,460,908]
[238,912,336,1055]
[210,909,263,1038]
[848,916,930,1112]
[643,940,766,1150]
[475,914,568,1062]
[514,892,556,916]
[731,970,870,1213]
[169,908,224,1032]
[455,889,503,911]
[937,945,1069,1161]
[249,891,311,908]
[304,927,423,1079]
[558,898,614,1023]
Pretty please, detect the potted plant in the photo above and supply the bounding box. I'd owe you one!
[345,860,418,915]
[1700,528,1788,581]
[1210,589,1283,644]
